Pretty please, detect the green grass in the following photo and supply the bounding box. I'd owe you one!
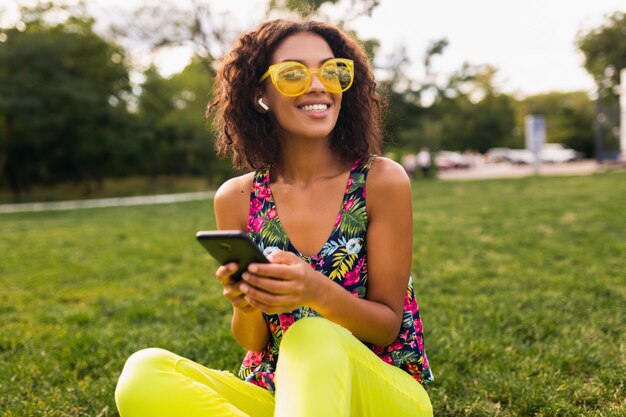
[1,172,625,416]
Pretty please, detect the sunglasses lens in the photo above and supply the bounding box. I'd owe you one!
[268,59,354,96]
[321,60,353,93]
[275,63,308,96]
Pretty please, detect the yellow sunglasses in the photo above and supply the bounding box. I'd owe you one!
[259,58,354,97]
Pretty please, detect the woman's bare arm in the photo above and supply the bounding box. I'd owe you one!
[213,174,270,352]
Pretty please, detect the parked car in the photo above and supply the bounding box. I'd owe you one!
[485,148,536,164]
[507,149,536,164]
[539,143,580,163]
[485,147,511,163]
[435,151,472,170]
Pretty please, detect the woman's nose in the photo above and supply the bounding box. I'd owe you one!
[307,71,326,94]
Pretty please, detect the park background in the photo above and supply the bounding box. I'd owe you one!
[1,1,625,416]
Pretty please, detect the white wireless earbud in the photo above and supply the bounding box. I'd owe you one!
[258,97,269,111]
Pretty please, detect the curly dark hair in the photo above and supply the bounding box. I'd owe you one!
[207,19,385,171]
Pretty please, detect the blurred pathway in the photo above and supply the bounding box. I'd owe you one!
[437,160,605,181]
[0,191,215,214]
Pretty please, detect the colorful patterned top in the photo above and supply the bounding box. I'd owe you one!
[240,155,433,393]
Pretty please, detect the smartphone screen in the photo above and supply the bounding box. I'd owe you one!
[196,231,269,280]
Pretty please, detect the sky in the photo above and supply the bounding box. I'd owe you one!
[3,0,626,97]
[151,0,626,97]
[346,0,626,97]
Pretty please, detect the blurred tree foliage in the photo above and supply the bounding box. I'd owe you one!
[0,0,605,199]
[0,2,132,197]
[108,0,233,76]
[383,50,518,153]
[518,92,595,157]
[136,59,232,183]
[577,11,626,153]
[271,0,380,24]
[578,11,626,98]
[0,1,232,199]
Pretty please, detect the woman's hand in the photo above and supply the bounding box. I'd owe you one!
[239,250,326,314]
[216,261,271,351]
[216,262,260,314]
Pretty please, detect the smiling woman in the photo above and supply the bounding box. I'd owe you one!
[114,18,433,417]
[207,19,384,171]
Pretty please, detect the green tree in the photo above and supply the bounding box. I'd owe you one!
[381,39,449,152]
[270,0,380,23]
[380,40,518,154]
[518,92,594,156]
[578,11,626,97]
[137,58,231,184]
[0,2,131,198]
[108,0,242,77]
[577,11,626,154]
[436,94,517,153]
[399,64,517,153]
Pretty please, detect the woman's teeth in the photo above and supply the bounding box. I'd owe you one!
[300,104,328,112]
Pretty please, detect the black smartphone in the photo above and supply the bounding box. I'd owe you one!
[196,230,269,281]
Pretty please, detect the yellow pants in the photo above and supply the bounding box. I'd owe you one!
[115,317,432,417]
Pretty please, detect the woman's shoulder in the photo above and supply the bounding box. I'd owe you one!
[367,155,411,190]
[364,156,412,215]
[214,172,255,229]
[215,172,255,205]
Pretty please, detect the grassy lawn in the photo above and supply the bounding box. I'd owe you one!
[1,172,624,416]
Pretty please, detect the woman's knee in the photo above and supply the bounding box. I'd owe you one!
[280,318,351,365]
[115,348,178,409]
[283,318,346,345]
[121,347,177,376]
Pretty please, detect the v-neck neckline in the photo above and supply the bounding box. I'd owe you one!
[266,158,360,261]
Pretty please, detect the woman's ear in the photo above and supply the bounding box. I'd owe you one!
[254,91,269,113]
[257,97,269,111]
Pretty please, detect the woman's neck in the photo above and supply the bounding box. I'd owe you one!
[274,136,348,185]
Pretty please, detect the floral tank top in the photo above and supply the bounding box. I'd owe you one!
[240,155,433,393]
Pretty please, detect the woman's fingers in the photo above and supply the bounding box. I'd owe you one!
[216,262,239,285]
[241,251,321,313]
[266,249,299,264]
[223,281,242,298]
[225,287,259,313]
[247,262,306,281]
[230,293,251,308]
[245,297,293,314]
[241,273,295,294]
[216,263,264,314]
[241,282,296,310]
